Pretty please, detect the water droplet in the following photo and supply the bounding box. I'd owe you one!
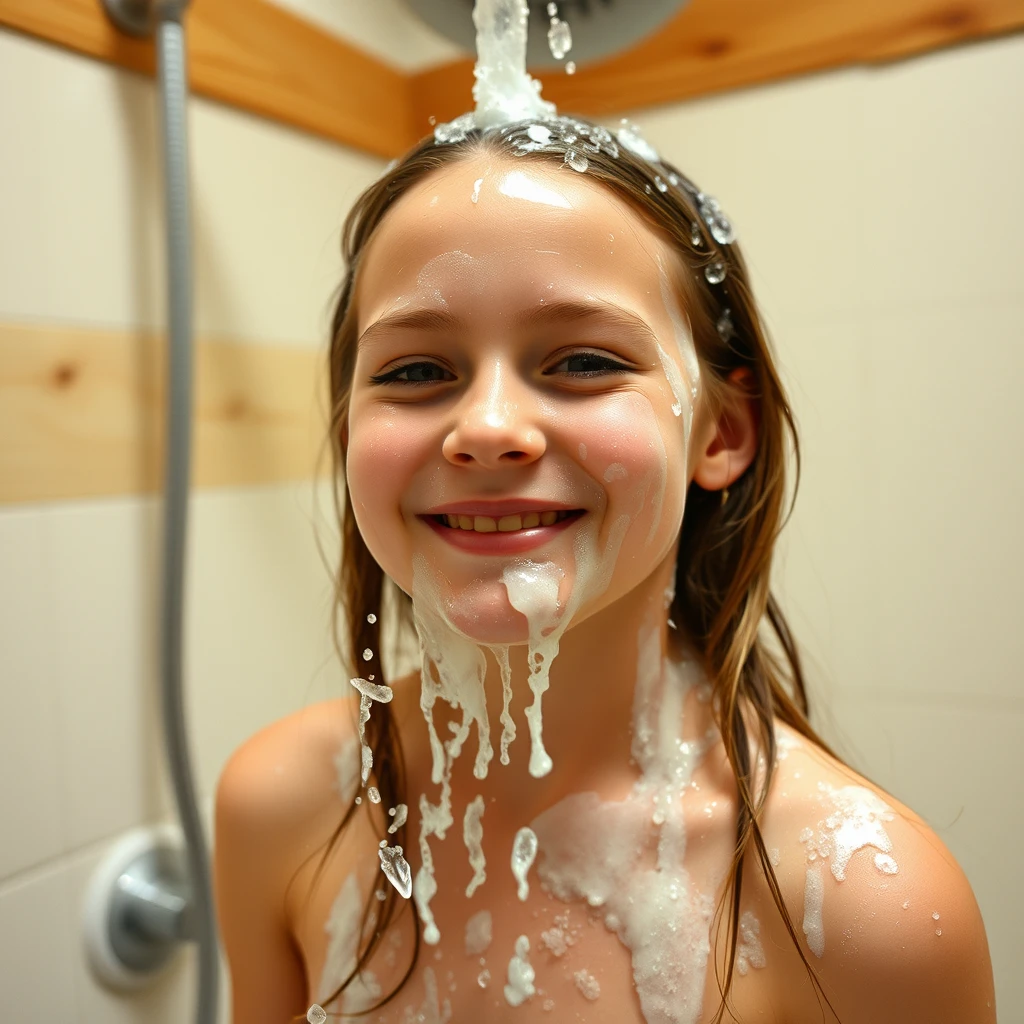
[698,193,737,244]
[388,803,408,834]
[307,1005,327,1024]
[935,928,942,936]
[349,676,393,703]
[565,60,576,75]
[716,308,735,341]
[565,150,588,173]
[691,221,702,247]
[379,845,413,899]
[368,786,381,804]
[705,262,727,284]
[932,911,940,920]
[547,18,572,60]
[654,175,669,193]
[477,968,491,988]
[355,796,362,805]
[375,888,386,901]
[362,648,373,661]
[367,613,377,624]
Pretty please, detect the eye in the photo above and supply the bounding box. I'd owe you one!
[547,352,632,377]
[368,361,455,386]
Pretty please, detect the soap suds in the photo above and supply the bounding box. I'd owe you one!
[501,560,563,778]
[463,796,487,897]
[802,864,825,958]
[465,909,493,955]
[503,935,536,1007]
[317,874,382,1013]
[403,966,452,1024]
[510,826,538,900]
[736,911,767,975]
[573,968,601,1001]
[532,650,717,1024]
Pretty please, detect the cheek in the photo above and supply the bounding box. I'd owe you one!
[560,392,687,541]
[345,407,435,578]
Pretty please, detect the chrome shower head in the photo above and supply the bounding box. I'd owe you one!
[404,0,690,69]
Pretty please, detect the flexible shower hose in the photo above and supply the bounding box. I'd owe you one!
[154,9,220,1023]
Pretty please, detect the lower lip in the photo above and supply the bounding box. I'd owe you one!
[420,513,584,554]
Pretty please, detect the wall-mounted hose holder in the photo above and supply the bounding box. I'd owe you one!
[83,825,194,990]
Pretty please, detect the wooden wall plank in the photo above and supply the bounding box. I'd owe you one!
[409,0,1024,133]
[3,0,1021,158]
[0,0,414,158]
[0,322,332,504]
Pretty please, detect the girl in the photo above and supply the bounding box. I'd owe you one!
[214,112,995,1023]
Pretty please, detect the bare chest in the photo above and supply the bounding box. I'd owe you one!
[293,794,795,1024]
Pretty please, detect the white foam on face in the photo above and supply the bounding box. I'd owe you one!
[317,874,383,1013]
[501,560,563,777]
[463,795,487,897]
[503,934,536,1007]
[655,254,700,448]
[417,250,477,309]
[465,908,493,955]
[603,462,628,482]
[491,645,516,765]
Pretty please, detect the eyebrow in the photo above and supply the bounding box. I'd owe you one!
[358,300,659,348]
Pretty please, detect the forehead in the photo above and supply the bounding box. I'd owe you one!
[356,154,676,328]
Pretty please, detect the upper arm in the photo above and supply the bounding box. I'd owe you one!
[760,739,997,1023]
[214,726,315,1024]
[814,825,996,1024]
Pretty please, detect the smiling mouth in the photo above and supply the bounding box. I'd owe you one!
[432,510,584,534]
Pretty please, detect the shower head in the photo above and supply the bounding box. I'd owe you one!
[403,0,691,69]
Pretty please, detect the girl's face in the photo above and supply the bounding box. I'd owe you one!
[346,154,703,644]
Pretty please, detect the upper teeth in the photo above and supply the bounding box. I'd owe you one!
[443,511,569,532]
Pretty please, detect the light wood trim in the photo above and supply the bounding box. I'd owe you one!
[409,0,1024,132]
[0,0,414,159]
[3,0,1022,160]
[0,322,332,504]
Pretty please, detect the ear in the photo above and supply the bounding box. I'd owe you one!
[691,368,759,492]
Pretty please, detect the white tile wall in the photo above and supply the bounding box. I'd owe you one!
[0,26,382,1023]
[1,16,1021,1024]
[628,30,1024,1019]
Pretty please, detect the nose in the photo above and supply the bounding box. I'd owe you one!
[442,360,546,469]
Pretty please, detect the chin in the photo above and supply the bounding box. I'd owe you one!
[410,565,577,649]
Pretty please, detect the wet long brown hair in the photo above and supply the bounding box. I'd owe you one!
[311,118,845,1021]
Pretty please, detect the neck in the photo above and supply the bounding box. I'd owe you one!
[400,551,719,820]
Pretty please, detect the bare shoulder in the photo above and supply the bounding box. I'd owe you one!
[213,698,360,1023]
[216,697,359,848]
[755,722,996,1023]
